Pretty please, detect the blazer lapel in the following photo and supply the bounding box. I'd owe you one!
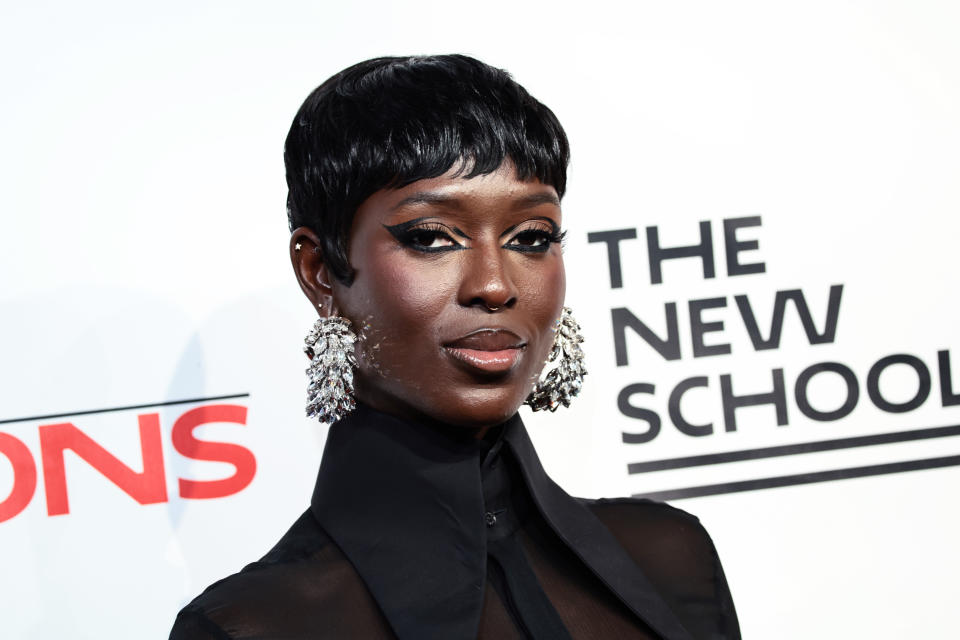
[505,421,697,640]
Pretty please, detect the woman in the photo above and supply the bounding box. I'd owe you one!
[170,54,740,640]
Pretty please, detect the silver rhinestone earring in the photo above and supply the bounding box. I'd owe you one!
[525,306,587,412]
[304,313,358,425]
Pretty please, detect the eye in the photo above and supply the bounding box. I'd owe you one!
[505,226,566,253]
[384,221,464,253]
[408,227,458,250]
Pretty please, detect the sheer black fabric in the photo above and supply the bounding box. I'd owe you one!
[170,404,739,639]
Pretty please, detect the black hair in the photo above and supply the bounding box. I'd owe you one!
[284,54,570,284]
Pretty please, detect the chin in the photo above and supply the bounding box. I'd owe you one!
[437,388,529,429]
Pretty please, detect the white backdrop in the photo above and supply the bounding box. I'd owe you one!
[2,1,959,638]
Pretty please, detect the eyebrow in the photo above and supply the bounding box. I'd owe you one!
[391,190,561,211]
[515,192,561,208]
[391,192,460,210]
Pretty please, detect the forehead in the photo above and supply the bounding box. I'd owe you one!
[354,162,562,229]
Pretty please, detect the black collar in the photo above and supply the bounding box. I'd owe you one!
[310,403,694,640]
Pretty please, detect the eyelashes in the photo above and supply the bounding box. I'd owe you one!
[383,218,566,255]
[505,227,567,253]
[383,221,463,253]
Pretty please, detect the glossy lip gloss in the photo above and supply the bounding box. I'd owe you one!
[442,329,526,375]
[444,346,524,374]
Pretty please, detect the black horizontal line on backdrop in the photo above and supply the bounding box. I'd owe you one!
[0,393,251,425]
[634,454,960,501]
[627,423,960,474]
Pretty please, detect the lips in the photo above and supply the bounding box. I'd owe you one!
[443,329,526,375]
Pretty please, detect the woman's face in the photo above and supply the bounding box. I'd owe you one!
[295,162,566,430]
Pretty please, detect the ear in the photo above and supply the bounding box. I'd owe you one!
[290,227,336,317]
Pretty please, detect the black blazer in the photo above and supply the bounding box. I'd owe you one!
[171,404,740,639]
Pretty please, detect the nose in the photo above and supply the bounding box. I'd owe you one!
[458,244,518,312]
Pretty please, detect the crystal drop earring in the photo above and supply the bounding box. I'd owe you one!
[525,306,587,412]
[303,305,359,425]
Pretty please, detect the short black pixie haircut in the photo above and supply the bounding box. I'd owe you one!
[284,54,570,285]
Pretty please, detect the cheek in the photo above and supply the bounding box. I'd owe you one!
[518,256,567,372]
[344,255,457,378]
[372,256,458,324]
[522,256,566,325]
